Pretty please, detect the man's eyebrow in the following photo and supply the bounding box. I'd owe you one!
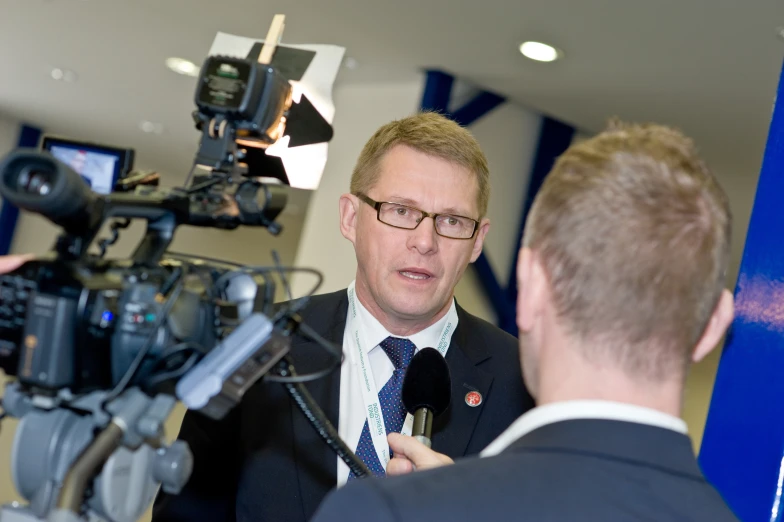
[385,196,421,207]
[385,196,473,216]
[438,206,474,217]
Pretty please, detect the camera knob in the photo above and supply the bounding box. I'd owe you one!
[153,441,194,494]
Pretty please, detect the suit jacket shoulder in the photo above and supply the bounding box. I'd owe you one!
[311,420,741,522]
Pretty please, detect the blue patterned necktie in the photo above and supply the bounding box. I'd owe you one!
[348,336,416,480]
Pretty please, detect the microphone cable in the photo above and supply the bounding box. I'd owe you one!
[275,357,372,479]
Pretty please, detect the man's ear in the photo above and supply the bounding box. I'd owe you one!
[516,248,547,334]
[692,289,735,363]
[469,218,491,263]
[339,193,360,245]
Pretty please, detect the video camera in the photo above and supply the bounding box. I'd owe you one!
[0,18,369,522]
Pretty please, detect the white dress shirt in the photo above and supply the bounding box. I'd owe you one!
[480,399,689,458]
[336,283,457,486]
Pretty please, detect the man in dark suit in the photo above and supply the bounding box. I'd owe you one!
[150,112,534,521]
[311,121,741,521]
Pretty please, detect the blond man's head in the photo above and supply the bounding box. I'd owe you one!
[350,111,490,218]
[522,120,732,381]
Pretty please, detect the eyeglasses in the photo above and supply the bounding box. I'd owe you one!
[356,193,479,240]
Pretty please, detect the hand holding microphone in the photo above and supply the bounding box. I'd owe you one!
[386,347,455,476]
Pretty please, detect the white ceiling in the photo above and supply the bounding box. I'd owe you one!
[1,0,783,275]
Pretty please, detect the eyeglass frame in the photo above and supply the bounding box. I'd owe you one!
[355,193,480,240]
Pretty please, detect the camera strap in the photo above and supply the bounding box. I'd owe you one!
[345,282,457,471]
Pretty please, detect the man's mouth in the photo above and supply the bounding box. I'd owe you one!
[398,269,434,281]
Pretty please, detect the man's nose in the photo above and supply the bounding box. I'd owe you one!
[407,217,439,254]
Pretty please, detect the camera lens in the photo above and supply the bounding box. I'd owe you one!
[0,150,94,231]
[17,166,55,196]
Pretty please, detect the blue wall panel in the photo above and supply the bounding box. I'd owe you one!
[504,116,575,332]
[699,60,784,522]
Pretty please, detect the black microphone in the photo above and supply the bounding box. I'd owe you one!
[0,149,95,234]
[402,347,451,448]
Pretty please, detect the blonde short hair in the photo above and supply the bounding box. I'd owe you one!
[523,120,732,380]
[350,111,490,217]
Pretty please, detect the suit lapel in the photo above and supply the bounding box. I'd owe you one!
[288,291,348,520]
[430,305,494,458]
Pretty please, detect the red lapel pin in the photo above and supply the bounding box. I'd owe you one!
[465,391,482,407]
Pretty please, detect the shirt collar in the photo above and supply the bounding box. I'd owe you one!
[480,399,688,458]
[351,281,455,352]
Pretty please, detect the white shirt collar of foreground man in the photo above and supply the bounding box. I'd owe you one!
[481,399,689,457]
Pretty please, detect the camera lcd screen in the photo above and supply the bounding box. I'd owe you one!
[41,136,134,195]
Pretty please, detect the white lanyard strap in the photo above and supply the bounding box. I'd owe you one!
[346,282,458,470]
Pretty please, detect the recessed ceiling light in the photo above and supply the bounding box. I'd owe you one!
[51,67,77,82]
[139,120,164,134]
[165,57,200,77]
[343,57,359,70]
[519,41,562,62]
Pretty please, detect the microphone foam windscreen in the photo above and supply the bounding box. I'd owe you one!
[402,347,451,416]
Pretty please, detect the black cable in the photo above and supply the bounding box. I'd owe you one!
[152,254,337,382]
[97,218,131,258]
[182,162,198,188]
[186,175,223,194]
[165,251,244,269]
[265,321,343,383]
[101,269,188,408]
[159,266,184,297]
[145,341,204,382]
[212,264,322,325]
[247,266,323,320]
[277,358,371,479]
[165,254,324,316]
[271,250,293,302]
[158,341,205,363]
[144,352,200,390]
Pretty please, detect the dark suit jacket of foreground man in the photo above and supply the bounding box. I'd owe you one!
[152,289,533,522]
[312,418,740,522]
